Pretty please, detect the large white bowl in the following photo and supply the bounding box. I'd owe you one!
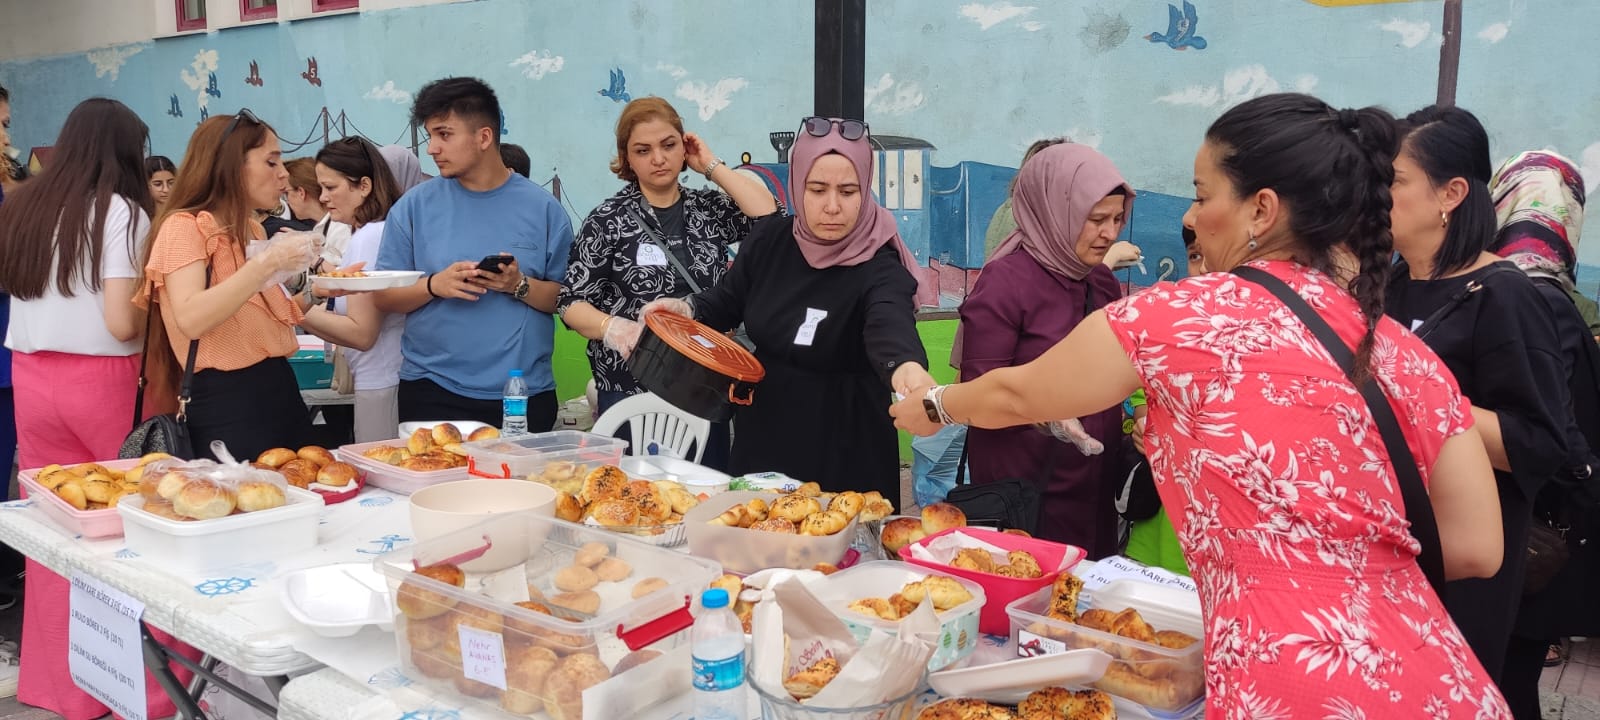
[408,479,556,571]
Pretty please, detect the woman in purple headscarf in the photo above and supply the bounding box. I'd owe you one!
[624,117,936,500]
[955,143,1133,554]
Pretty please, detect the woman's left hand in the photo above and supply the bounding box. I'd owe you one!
[1104,241,1143,269]
[891,391,944,437]
[890,362,936,398]
[683,132,718,175]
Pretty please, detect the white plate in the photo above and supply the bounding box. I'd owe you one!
[397,420,494,439]
[278,563,394,638]
[927,648,1113,705]
[312,270,423,291]
[619,456,731,489]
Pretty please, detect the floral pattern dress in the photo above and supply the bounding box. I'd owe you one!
[1103,260,1511,719]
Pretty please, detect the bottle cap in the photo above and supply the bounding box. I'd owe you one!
[509,369,523,377]
[701,588,729,609]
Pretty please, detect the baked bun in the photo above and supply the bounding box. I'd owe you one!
[573,541,610,568]
[594,557,632,582]
[501,644,559,714]
[920,502,967,534]
[405,615,450,651]
[744,498,769,522]
[316,461,360,488]
[902,575,974,611]
[749,517,798,534]
[297,446,335,468]
[407,428,435,456]
[1002,528,1032,537]
[396,564,465,619]
[542,653,611,720]
[770,494,821,524]
[799,509,849,536]
[137,452,175,467]
[794,481,823,497]
[633,577,669,599]
[504,600,555,638]
[554,492,585,523]
[548,590,601,616]
[783,656,840,700]
[579,465,628,505]
[916,697,1013,720]
[880,517,927,553]
[620,480,671,523]
[554,565,599,593]
[235,480,286,513]
[400,455,455,473]
[277,459,317,489]
[828,491,865,520]
[708,504,752,528]
[859,491,894,522]
[1006,550,1043,579]
[951,548,995,574]
[468,426,500,442]
[588,499,638,528]
[255,448,298,468]
[453,673,501,699]
[410,646,458,679]
[141,499,191,522]
[431,423,464,446]
[172,479,237,520]
[361,445,408,465]
[155,470,192,500]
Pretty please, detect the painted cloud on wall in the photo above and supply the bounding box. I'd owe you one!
[653,63,689,80]
[959,1,1037,31]
[1478,22,1510,43]
[86,45,144,82]
[1579,142,1600,197]
[180,49,221,112]
[676,77,747,121]
[1156,65,1319,109]
[365,81,412,104]
[1378,18,1434,48]
[864,73,926,116]
[511,50,565,80]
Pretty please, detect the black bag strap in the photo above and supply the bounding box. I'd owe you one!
[1232,265,1446,593]
[626,206,702,294]
[1411,263,1519,340]
[133,267,210,430]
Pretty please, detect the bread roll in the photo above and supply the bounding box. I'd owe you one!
[400,455,455,473]
[744,498,769,522]
[431,423,464,446]
[235,480,286,512]
[405,615,450,651]
[588,499,637,527]
[140,499,191,522]
[256,448,298,468]
[707,504,752,528]
[769,494,821,524]
[921,502,967,534]
[799,509,849,536]
[859,491,894,522]
[361,445,408,465]
[951,548,996,574]
[1005,550,1043,579]
[828,491,865,520]
[501,644,559,714]
[880,517,927,553]
[901,575,974,611]
[594,557,632,582]
[315,462,360,489]
[579,465,628,505]
[297,446,335,468]
[750,517,798,534]
[573,541,610,568]
[277,459,317,489]
[407,428,435,456]
[542,653,611,720]
[554,492,585,523]
[794,481,823,497]
[155,470,191,500]
[548,590,600,616]
[172,479,237,520]
[620,480,671,523]
[468,426,500,442]
[554,565,599,593]
[396,564,465,620]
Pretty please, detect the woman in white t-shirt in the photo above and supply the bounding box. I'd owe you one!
[299,136,404,442]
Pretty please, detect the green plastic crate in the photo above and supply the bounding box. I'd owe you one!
[290,349,332,390]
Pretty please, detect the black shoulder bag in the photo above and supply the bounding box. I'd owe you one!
[1233,266,1447,594]
[943,442,1046,535]
[120,268,210,460]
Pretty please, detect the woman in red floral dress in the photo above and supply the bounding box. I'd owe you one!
[893,93,1512,718]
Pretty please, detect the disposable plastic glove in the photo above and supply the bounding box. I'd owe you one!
[602,316,644,359]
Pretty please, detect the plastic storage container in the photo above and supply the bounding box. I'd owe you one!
[900,527,1087,636]
[335,439,470,495]
[16,459,139,539]
[460,430,629,480]
[620,456,732,496]
[290,348,333,390]
[374,512,722,720]
[1006,580,1205,713]
[810,561,985,671]
[117,487,325,575]
[684,491,858,575]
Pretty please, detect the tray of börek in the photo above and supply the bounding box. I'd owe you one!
[684,490,863,574]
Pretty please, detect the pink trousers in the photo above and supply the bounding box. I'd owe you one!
[12,350,203,720]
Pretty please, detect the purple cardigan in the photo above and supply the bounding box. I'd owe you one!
[958,251,1124,556]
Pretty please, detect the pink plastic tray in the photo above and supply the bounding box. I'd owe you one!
[900,527,1087,635]
[16,459,141,539]
[334,440,468,495]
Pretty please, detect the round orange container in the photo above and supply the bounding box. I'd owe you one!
[627,312,765,422]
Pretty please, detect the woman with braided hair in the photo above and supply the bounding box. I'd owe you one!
[893,93,1511,716]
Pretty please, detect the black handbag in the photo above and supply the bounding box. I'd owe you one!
[943,443,1044,535]
[1523,519,1571,595]
[1233,266,1448,594]
[120,271,208,460]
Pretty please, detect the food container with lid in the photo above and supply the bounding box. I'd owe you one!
[685,491,858,574]
[375,512,721,720]
[809,561,985,671]
[334,439,470,495]
[1005,579,1205,713]
[628,312,765,422]
[17,459,139,539]
[117,487,325,575]
[459,430,629,481]
[619,455,731,495]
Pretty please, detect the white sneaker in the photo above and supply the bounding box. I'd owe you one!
[0,637,17,698]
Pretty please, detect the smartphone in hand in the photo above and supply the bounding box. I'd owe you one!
[476,254,513,274]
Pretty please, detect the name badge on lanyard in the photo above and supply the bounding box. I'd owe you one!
[637,243,668,267]
[794,308,828,346]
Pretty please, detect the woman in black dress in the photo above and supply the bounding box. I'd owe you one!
[1384,106,1573,688]
[624,117,935,500]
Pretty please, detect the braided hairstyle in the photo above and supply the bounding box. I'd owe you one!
[1396,105,1495,279]
[1206,93,1399,383]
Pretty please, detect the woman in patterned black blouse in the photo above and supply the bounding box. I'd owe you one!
[557,97,777,464]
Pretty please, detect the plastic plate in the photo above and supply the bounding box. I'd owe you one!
[927,648,1114,705]
[311,271,423,291]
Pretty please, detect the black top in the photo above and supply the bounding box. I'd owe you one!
[691,215,927,499]
[1385,260,1571,681]
[263,215,316,237]
[558,183,761,392]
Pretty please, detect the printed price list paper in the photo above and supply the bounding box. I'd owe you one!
[68,571,148,720]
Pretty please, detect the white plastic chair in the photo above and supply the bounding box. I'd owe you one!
[590,392,711,463]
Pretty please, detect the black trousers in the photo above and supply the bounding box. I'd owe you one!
[1501,634,1550,720]
[187,357,313,462]
[398,377,557,432]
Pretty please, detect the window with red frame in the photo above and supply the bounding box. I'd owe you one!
[312,0,358,11]
[241,0,276,21]
[176,0,207,31]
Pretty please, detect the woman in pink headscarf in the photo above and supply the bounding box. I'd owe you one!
[624,117,935,500]
[956,143,1134,554]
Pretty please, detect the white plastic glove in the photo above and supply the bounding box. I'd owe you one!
[247,230,321,290]
[602,316,644,359]
[1104,241,1143,270]
[1044,418,1105,456]
[640,296,693,319]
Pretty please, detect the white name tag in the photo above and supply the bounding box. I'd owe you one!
[794,308,829,346]
[637,243,668,267]
[1410,318,1424,332]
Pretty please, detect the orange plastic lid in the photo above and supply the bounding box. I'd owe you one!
[644,312,766,383]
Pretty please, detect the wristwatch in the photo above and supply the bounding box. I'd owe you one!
[923,385,952,425]
[513,275,531,300]
[701,158,723,179]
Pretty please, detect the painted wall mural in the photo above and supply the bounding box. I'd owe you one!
[2,0,1597,300]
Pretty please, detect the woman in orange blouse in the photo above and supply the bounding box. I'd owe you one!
[139,110,354,461]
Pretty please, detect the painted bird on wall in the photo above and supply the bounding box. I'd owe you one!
[1147,1,1207,50]
[246,60,264,87]
[599,68,630,103]
[167,94,183,118]
[301,57,322,87]
[205,72,222,98]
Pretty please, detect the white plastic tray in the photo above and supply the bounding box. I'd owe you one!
[928,648,1114,704]
[118,487,325,574]
[311,270,423,291]
[278,563,394,638]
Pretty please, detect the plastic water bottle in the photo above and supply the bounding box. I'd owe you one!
[502,369,529,435]
[692,588,746,719]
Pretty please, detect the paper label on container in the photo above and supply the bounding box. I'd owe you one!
[68,572,147,720]
[458,625,508,690]
[794,308,828,346]
[1079,555,1197,594]
[689,334,716,349]
[637,243,668,267]
[1017,629,1067,658]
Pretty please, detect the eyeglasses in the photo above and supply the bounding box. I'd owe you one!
[219,108,263,149]
[800,117,869,142]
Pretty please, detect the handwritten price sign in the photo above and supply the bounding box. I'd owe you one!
[458,624,507,690]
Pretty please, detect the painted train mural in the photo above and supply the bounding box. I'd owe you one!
[735,131,1196,308]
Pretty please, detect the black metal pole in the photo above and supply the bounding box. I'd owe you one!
[815,0,866,120]
[1437,0,1462,107]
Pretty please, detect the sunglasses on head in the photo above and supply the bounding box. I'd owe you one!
[800,117,869,142]
[219,108,263,149]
